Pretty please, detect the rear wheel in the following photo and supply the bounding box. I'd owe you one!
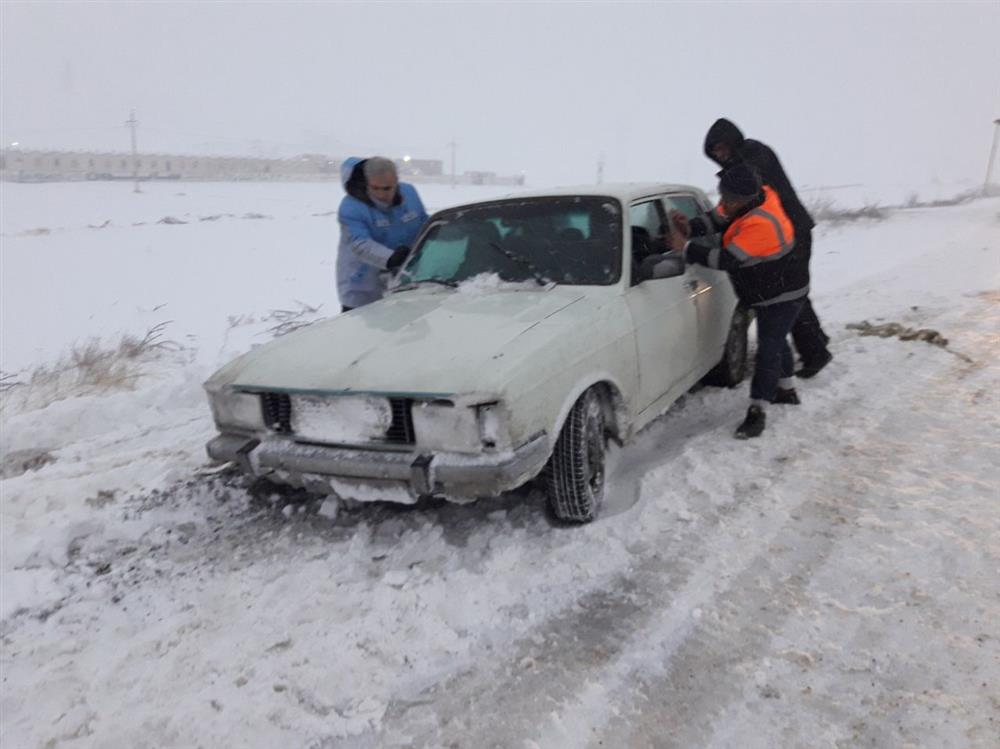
[703,305,751,387]
[546,389,606,523]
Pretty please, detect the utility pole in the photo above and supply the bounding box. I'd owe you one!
[984,118,1000,197]
[125,109,141,193]
[597,153,605,185]
[447,137,457,188]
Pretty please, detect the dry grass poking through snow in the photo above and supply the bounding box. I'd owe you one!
[0,322,178,414]
[221,300,325,343]
[808,195,886,224]
[808,187,990,225]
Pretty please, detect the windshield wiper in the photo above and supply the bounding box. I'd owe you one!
[392,278,459,293]
[486,242,552,287]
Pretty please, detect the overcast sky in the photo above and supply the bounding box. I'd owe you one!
[2,1,998,191]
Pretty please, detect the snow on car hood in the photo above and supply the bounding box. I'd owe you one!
[211,286,603,396]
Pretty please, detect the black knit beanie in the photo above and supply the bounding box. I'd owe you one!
[718,164,761,199]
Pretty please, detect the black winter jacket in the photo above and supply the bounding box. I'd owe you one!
[704,119,815,235]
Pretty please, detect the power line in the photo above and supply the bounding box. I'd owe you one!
[984,118,1000,195]
[447,137,457,188]
[125,110,140,193]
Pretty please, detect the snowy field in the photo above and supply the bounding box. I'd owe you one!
[0,181,523,373]
[1,182,999,748]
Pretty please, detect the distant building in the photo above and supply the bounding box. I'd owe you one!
[0,148,525,186]
[0,149,333,182]
[396,158,443,177]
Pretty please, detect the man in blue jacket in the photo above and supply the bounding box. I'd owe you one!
[337,156,429,311]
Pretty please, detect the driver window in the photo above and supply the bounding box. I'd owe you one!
[663,194,715,239]
[628,199,670,285]
[629,200,666,237]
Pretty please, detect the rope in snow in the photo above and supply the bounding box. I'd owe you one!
[846,320,975,363]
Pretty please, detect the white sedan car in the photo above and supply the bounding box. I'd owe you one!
[204,184,749,522]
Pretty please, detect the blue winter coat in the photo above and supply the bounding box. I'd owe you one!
[336,157,429,309]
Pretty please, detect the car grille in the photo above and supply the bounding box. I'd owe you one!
[386,398,415,444]
[260,392,414,444]
[261,392,292,433]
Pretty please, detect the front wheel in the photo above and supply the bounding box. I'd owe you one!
[546,389,607,523]
[703,305,751,387]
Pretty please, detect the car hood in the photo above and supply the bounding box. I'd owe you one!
[209,286,608,397]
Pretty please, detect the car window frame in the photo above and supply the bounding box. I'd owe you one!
[628,194,679,286]
[662,191,717,237]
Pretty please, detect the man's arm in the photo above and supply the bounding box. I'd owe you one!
[338,200,395,268]
[687,206,728,238]
[670,210,721,268]
[672,210,772,273]
[683,238,722,270]
[739,141,782,187]
[741,140,814,229]
[688,222,777,272]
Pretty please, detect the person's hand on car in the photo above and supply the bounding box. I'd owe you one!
[386,245,410,270]
[670,211,691,238]
[668,213,689,254]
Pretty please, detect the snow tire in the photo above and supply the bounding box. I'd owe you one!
[546,388,607,523]
[703,305,751,388]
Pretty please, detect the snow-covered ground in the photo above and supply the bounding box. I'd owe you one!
[1,182,998,748]
[0,181,522,373]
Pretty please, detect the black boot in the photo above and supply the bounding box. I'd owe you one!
[735,405,766,439]
[796,350,833,379]
[771,387,801,405]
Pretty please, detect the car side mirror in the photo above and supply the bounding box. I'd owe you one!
[638,253,685,282]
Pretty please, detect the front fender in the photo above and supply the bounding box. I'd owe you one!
[545,373,632,449]
[500,323,638,451]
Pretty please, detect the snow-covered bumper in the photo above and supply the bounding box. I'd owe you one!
[206,433,549,503]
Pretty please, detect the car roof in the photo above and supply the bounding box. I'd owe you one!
[493,182,708,203]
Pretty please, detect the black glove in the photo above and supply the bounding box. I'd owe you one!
[688,216,709,237]
[386,245,410,270]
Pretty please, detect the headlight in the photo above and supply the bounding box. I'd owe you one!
[477,403,507,449]
[210,390,264,431]
[411,400,511,453]
[410,401,479,452]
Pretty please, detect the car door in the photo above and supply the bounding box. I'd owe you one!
[625,198,700,416]
[662,192,737,370]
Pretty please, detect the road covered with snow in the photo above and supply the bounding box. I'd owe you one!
[2,183,998,748]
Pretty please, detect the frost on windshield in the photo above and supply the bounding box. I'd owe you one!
[401,196,622,287]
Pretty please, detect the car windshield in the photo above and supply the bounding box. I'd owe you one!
[396,196,623,287]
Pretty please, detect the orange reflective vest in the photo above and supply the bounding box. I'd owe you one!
[687,186,808,307]
[722,186,795,262]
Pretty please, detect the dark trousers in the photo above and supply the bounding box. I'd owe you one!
[789,230,831,364]
[792,296,830,362]
[751,299,804,402]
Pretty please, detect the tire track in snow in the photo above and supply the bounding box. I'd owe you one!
[369,393,834,746]
[596,297,1000,749]
[372,295,1000,749]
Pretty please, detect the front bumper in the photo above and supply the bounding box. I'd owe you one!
[206,432,549,503]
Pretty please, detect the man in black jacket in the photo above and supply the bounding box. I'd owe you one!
[703,118,833,378]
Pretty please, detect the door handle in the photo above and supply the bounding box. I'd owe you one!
[685,279,700,292]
